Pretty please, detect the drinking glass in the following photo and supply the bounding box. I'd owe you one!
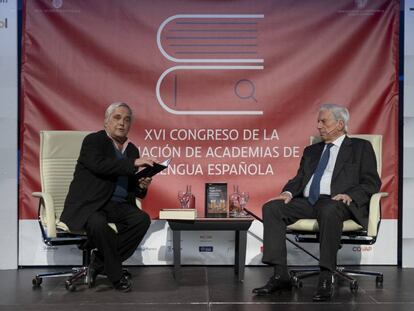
[178,190,190,209]
[237,192,249,216]
[229,185,240,217]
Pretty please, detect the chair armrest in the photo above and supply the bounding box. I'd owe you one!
[367,192,388,237]
[32,192,57,238]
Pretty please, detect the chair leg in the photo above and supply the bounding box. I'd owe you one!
[338,266,384,288]
[333,267,359,293]
[32,266,89,290]
[63,246,93,291]
[289,265,383,293]
[32,246,92,291]
[64,267,89,291]
[32,269,77,287]
[289,266,320,288]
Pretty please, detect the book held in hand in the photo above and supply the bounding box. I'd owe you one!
[159,208,197,220]
[135,158,171,179]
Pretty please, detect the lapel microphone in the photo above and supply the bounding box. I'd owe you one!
[324,126,338,136]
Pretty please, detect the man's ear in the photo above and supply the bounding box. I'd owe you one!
[338,120,345,131]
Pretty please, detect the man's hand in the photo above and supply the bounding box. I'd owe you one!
[134,157,155,168]
[265,192,292,204]
[332,193,352,206]
[138,177,152,190]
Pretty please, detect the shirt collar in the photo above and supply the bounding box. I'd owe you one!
[105,130,130,154]
[330,134,346,148]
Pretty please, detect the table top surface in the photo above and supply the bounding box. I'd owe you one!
[167,217,254,231]
[168,217,254,222]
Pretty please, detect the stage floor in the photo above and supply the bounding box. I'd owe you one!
[0,266,412,310]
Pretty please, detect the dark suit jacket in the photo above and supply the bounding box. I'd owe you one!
[61,130,147,231]
[283,136,381,229]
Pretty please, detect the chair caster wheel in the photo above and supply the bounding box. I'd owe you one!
[376,275,383,288]
[350,281,358,293]
[32,277,42,287]
[65,281,76,292]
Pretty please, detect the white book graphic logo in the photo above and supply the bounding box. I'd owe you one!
[156,14,265,116]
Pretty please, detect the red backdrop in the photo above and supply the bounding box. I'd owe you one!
[20,0,399,220]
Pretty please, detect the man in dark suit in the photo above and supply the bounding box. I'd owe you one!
[252,104,381,301]
[61,102,154,292]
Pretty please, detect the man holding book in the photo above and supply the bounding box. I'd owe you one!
[61,102,155,292]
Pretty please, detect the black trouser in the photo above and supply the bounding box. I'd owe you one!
[85,201,151,283]
[262,197,353,271]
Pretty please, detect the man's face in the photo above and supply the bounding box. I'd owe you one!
[317,109,343,142]
[105,106,132,142]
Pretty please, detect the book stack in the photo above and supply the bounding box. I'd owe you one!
[159,208,197,220]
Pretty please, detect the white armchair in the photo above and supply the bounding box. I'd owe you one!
[31,131,142,290]
[32,131,92,291]
[287,135,388,292]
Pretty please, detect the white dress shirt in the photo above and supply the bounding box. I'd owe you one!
[303,134,346,198]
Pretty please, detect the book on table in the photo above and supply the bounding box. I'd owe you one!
[205,183,228,218]
[159,208,197,220]
[135,158,171,179]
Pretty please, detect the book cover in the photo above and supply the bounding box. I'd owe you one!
[205,183,228,218]
[135,158,171,179]
[159,208,197,220]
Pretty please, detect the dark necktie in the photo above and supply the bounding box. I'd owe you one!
[308,143,334,205]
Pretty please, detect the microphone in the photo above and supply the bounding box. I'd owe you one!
[325,127,337,135]
[317,127,337,143]
[325,127,337,136]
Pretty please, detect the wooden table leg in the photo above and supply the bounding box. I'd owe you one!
[235,230,247,282]
[172,230,181,277]
[235,230,239,275]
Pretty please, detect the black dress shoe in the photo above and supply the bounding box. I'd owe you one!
[113,275,132,292]
[312,275,334,302]
[252,275,292,295]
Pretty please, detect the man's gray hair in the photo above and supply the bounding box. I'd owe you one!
[104,102,133,123]
[319,103,349,133]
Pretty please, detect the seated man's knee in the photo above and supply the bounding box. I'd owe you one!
[316,201,341,221]
[130,209,151,229]
[262,200,284,219]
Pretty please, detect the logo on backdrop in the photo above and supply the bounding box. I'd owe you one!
[355,0,368,9]
[352,246,373,252]
[0,17,7,29]
[36,0,79,13]
[52,0,63,9]
[156,14,265,116]
[338,0,382,16]
[0,0,9,4]
[199,246,213,252]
